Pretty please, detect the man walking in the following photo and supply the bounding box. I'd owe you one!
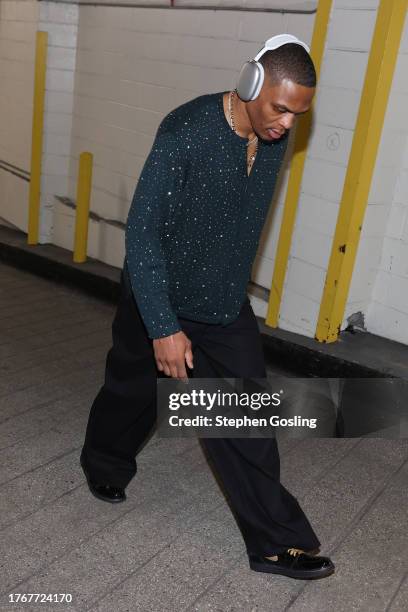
[80,35,335,580]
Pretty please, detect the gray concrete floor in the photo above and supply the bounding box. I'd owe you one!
[0,261,407,612]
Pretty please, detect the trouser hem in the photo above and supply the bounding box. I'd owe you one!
[247,540,321,557]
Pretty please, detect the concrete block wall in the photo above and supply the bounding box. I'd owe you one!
[271,0,382,336]
[347,6,408,344]
[364,13,408,344]
[37,1,79,243]
[264,0,408,343]
[0,0,39,231]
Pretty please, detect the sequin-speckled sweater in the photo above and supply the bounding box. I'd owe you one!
[124,90,289,339]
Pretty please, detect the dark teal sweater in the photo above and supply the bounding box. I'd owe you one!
[125,90,289,339]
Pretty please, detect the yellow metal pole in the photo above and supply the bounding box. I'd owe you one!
[28,31,48,245]
[73,152,93,263]
[265,0,333,328]
[315,0,408,343]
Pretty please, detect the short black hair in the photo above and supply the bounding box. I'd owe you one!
[259,43,316,88]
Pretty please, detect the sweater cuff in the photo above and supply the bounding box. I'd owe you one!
[131,295,182,340]
[147,318,182,340]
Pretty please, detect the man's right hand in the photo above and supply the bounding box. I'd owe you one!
[153,330,193,382]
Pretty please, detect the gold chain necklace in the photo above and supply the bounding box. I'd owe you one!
[228,90,258,173]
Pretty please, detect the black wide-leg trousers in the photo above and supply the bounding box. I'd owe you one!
[80,265,321,556]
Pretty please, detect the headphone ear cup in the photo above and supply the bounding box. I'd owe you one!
[252,61,264,100]
[236,60,264,101]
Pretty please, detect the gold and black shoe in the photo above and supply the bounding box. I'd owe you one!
[248,547,335,580]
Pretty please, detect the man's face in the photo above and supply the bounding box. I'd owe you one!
[246,77,315,141]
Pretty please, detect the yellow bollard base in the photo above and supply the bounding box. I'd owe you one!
[73,255,87,264]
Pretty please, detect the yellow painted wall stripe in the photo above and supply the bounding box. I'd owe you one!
[73,152,94,263]
[28,31,48,245]
[315,0,408,343]
[265,0,333,328]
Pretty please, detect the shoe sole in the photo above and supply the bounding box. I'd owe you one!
[249,560,335,580]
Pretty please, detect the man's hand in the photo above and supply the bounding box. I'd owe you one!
[153,330,193,382]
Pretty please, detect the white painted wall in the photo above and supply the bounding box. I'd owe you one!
[364,14,408,344]
[0,0,39,231]
[1,0,408,345]
[0,0,79,241]
[37,1,79,243]
[265,0,381,335]
[258,0,408,344]
[346,4,408,345]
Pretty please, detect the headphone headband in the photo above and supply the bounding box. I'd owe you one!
[253,34,310,62]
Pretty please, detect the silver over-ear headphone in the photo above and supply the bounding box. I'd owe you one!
[236,33,311,102]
